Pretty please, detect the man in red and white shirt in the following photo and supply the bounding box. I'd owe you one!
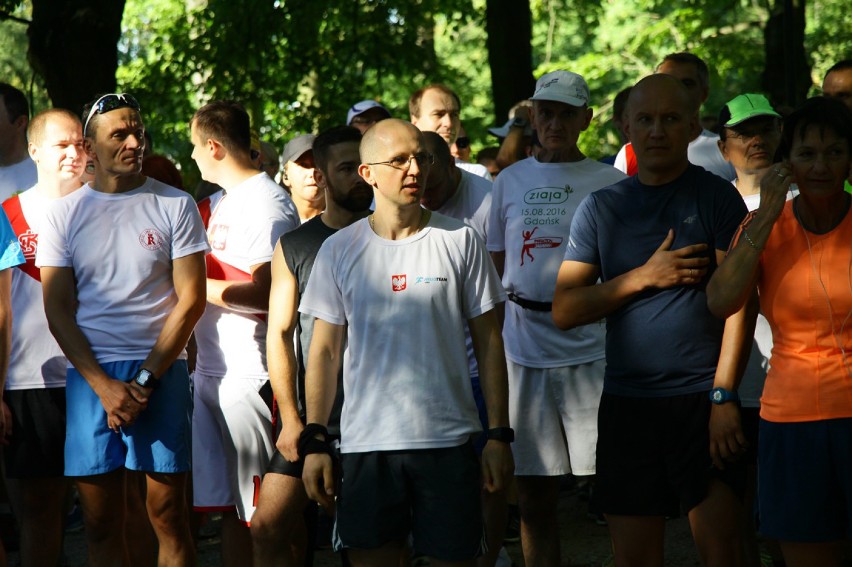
[2,108,81,567]
[189,100,299,566]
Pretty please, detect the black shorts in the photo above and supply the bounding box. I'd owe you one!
[3,388,66,478]
[593,391,743,517]
[336,442,484,561]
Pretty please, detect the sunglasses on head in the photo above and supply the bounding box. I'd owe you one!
[83,93,141,136]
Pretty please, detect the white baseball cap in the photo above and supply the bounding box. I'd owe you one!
[531,70,590,107]
[346,100,391,125]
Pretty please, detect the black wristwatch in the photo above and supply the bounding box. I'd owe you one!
[510,117,529,129]
[133,368,160,390]
[708,387,738,405]
[486,427,515,443]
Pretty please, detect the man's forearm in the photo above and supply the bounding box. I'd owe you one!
[45,301,112,393]
[553,268,646,330]
[469,310,510,428]
[141,253,207,377]
[712,293,759,392]
[206,261,272,314]
[304,320,344,427]
[267,328,301,423]
[140,297,206,378]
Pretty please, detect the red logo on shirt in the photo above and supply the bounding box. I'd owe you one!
[208,223,228,251]
[18,230,37,259]
[139,228,165,250]
[392,274,407,292]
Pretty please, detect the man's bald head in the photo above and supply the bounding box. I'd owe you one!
[625,74,698,183]
[360,118,425,164]
[27,108,80,147]
[628,74,696,117]
[421,131,453,169]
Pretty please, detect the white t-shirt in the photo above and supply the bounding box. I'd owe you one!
[5,188,67,389]
[436,169,492,242]
[456,159,492,181]
[0,158,37,202]
[614,130,736,181]
[36,179,210,364]
[300,213,506,453]
[194,173,300,379]
[435,169,493,379]
[487,157,626,368]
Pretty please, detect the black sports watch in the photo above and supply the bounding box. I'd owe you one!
[486,427,515,443]
[133,368,160,390]
[708,387,738,405]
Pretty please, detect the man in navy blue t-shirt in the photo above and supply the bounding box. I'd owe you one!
[553,74,752,567]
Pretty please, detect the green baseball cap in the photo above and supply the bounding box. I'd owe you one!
[723,93,781,127]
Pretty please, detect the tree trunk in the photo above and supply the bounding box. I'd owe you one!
[27,0,126,114]
[762,0,810,110]
[485,0,535,123]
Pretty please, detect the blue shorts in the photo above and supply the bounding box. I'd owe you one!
[65,360,192,476]
[758,418,852,542]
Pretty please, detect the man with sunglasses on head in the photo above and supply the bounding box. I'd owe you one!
[37,93,209,566]
[301,118,513,567]
[189,100,300,566]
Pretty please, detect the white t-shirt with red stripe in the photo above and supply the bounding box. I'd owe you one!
[3,188,68,389]
[35,179,210,363]
[193,173,300,379]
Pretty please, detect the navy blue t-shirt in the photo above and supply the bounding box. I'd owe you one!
[565,165,748,397]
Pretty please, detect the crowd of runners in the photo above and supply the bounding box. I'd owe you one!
[0,52,850,567]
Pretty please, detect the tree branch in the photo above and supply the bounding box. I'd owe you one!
[0,10,31,25]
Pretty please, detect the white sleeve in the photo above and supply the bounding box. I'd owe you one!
[613,144,628,174]
[171,195,212,259]
[34,202,71,268]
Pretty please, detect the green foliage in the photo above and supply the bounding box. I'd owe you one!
[0,3,51,114]
[5,0,851,187]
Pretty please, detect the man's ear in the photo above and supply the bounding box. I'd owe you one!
[207,138,226,160]
[717,138,729,162]
[358,163,376,187]
[28,142,38,162]
[83,138,96,162]
[581,107,593,131]
[314,167,326,190]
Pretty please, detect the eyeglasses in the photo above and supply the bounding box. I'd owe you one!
[455,137,470,149]
[83,93,141,136]
[366,152,434,170]
[725,123,779,143]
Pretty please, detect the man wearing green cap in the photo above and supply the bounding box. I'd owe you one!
[717,92,787,567]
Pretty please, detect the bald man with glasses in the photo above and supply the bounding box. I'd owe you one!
[301,119,513,567]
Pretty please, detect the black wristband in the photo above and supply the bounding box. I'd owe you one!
[298,423,332,459]
[486,427,515,443]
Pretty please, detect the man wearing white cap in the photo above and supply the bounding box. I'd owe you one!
[486,70,625,566]
[346,99,391,134]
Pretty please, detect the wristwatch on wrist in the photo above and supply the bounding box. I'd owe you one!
[133,368,160,390]
[708,387,738,405]
[486,427,515,443]
[510,117,529,129]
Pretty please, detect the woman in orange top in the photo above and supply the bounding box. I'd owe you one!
[707,97,852,567]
